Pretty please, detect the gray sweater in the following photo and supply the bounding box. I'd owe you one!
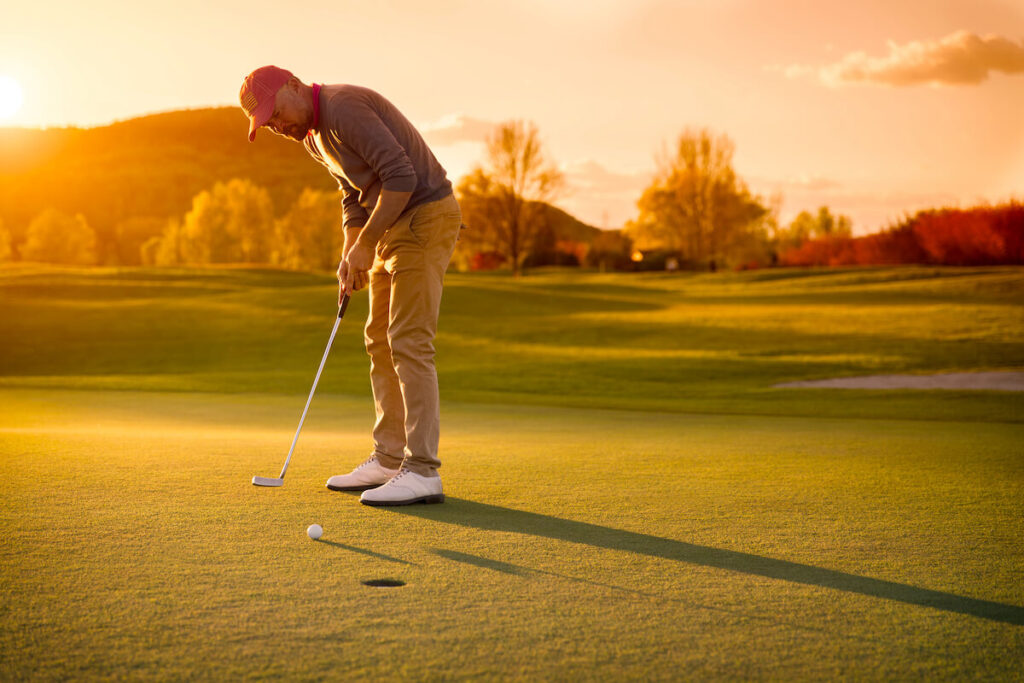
[303,84,452,230]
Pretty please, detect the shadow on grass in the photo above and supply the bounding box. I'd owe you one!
[430,548,888,643]
[395,499,1024,626]
[316,539,415,565]
[431,548,526,575]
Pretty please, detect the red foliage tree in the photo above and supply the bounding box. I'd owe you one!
[778,202,1023,267]
[914,209,1003,265]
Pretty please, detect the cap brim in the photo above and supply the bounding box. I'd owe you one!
[246,98,275,142]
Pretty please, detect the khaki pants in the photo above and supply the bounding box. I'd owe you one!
[365,193,462,477]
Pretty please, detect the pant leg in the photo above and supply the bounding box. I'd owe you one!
[379,193,462,476]
[365,252,407,470]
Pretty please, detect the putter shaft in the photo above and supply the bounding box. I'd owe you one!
[277,314,342,479]
[254,295,350,486]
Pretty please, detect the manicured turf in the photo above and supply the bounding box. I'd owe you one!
[1,265,1022,678]
[1,264,1022,420]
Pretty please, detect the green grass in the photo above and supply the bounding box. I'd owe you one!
[1,265,1022,679]
[1,264,1022,421]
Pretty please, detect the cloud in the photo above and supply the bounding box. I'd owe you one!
[750,174,842,194]
[418,114,497,145]
[778,31,1024,87]
[562,159,652,195]
[747,174,964,234]
[556,160,653,228]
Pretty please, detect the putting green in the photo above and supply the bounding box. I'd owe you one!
[2,388,1022,679]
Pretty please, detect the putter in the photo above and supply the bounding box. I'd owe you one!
[252,294,351,487]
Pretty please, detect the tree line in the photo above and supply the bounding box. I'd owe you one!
[780,202,1024,267]
[2,117,1020,271]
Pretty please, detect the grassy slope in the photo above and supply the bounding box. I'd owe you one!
[0,264,1021,421]
[1,265,1022,678]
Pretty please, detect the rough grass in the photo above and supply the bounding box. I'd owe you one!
[1,265,1022,679]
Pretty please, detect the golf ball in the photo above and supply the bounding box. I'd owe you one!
[307,524,323,540]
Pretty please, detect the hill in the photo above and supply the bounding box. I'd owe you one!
[0,109,603,265]
[539,202,602,243]
[0,108,333,245]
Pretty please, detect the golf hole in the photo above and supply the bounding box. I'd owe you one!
[362,578,406,588]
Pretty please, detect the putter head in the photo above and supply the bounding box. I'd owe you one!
[252,476,284,487]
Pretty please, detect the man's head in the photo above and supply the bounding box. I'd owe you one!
[239,66,314,142]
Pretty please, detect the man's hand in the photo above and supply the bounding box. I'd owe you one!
[347,240,374,274]
[337,241,373,300]
[336,189,412,302]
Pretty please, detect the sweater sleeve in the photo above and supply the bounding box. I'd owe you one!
[330,96,418,193]
[338,176,369,230]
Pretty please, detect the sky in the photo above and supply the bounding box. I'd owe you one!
[1,0,1022,233]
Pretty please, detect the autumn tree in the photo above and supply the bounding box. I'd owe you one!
[179,179,274,264]
[112,216,168,266]
[584,229,634,271]
[626,128,769,270]
[775,206,853,253]
[139,235,161,267]
[0,219,10,263]
[19,208,98,265]
[140,219,186,266]
[273,189,343,271]
[453,168,505,270]
[777,203,1024,267]
[458,120,564,276]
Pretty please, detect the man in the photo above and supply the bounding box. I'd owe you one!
[239,65,462,506]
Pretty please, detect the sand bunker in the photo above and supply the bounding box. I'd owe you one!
[775,371,1024,391]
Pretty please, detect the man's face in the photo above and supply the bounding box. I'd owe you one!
[265,83,310,142]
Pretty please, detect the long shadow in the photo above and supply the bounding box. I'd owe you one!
[389,498,1024,626]
[431,548,525,575]
[430,548,886,644]
[316,539,414,565]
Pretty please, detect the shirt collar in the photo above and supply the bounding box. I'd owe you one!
[308,83,322,136]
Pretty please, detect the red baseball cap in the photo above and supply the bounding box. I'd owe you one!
[239,65,293,142]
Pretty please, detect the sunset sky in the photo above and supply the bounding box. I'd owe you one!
[2,0,1022,233]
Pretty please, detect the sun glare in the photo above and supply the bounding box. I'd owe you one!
[0,75,24,119]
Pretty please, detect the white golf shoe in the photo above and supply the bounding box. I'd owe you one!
[360,469,445,506]
[326,456,400,492]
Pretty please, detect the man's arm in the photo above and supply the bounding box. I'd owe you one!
[342,226,362,255]
[335,177,372,299]
[356,189,413,250]
[339,189,413,295]
[337,224,367,300]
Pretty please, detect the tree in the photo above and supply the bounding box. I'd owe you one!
[626,128,769,270]
[458,120,564,276]
[0,218,10,263]
[149,222,186,270]
[776,206,852,252]
[584,229,634,271]
[453,168,506,270]
[815,206,853,238]
[180,179,273,264]
[140,235,161,267]
[112,216,168,266]
[273,189,342,271]
[19,209,98,265]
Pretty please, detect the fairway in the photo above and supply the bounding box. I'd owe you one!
[1,266,1023,679]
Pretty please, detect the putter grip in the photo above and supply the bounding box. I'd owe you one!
[338,294,350,319]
